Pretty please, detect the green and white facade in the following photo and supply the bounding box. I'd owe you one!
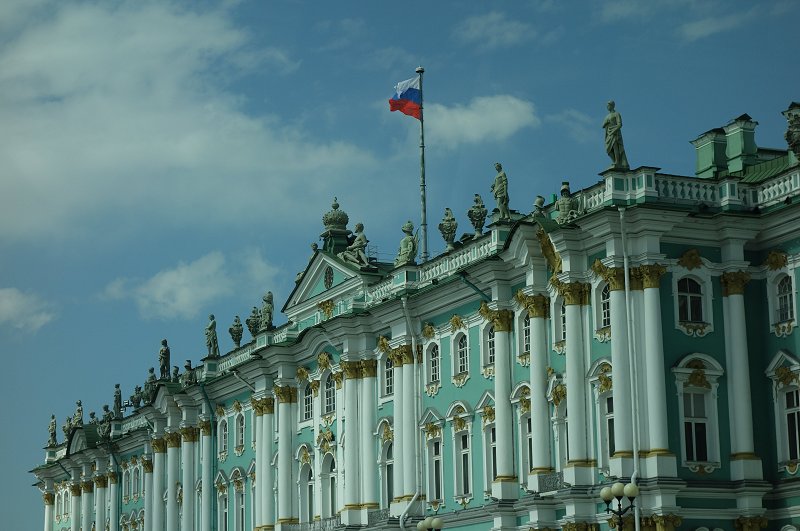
[33,105,800,531]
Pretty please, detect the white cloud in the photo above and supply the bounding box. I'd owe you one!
[452,12,537,50]
[599,0,696,22]
[0,288,56,331]
[425,95,540,149]
[0,2,377,244]
[545,108,595,143]
[677,9,755,42]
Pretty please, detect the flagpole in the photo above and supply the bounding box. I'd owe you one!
[416,66,428,262]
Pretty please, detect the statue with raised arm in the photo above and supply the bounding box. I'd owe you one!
[246,307,260,338]
[113,384,122,419]
[260,292,274,331]
[394,221,418,267]
[491,162,511,220]
[158,339,171,379]
[229,316,243,348]
[206,314,220,358]
[338,222,370,267]
[438,208,458,251]
[48,414,57,447]
[467,194,488,237]
[602,100,630,170]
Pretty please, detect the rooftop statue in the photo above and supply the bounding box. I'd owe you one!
[73,400,83,426]
[130,385,143,409]
[113,384,122,419]
[394,221,418,267]
[246,307,260,338]
[98,406,113,439]
[143,367,157,405]
[48,414,57,447]
[158,339,171,380]
[206,314,220,358]
[491,162,511,220]
[260,292,274,331]
[784,102,800,159]
[171,366,180,383]
[338,222,370,267]
[555,181,581,224]
[533,195,546,217]
[229,316,243,348]
[101,404,113,423]
[181,360,197,388]
[602,100,630,170]
[467,194,488,237]
[62,417,71,437]
[88,411,97,424]
[438,208,458,251]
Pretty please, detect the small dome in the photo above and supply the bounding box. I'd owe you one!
[322,197,349,230]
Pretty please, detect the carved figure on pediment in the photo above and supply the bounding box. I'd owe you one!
[130,385,143,409]
[73,401,84,426]
[205,314,220,358]
[556,182,581,224]
[338,222,371,267]
[438,208,458,251]
[48,414,57,447]
[394,221,418,267]
[603,100,630,170]
[229,316,243,348]
[246,307,260,338]
[113,384,122,419]
[259,292,274,331]
[158,339,171,380]
[181,360,196,388]
[491,162,511,220]
[467,194,488,237]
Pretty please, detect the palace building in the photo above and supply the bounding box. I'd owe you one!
[33,103,800,531]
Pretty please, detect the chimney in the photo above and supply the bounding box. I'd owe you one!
[690,128,727,178]
[723,113,758,173]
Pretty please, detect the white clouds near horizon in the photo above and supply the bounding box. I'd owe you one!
[676,9,756,42]
[0,288,56,332]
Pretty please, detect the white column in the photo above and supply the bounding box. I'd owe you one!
[166,432,181,531]
[181,428,198,531]
[200,422,212,531]
[109,469,121,531]
[391,352,404,507]
[43,480,54,531]
[80,478,93,531]
[152,438,166,531]
[360,360,379,509]
[94,474,107,531]
[562,284,589,462]
[342,361,361,511]
[276,385,295,524]
[70,483,81,531]
[527,296,552,480]
[609,284,633,454]
[640,265,669,451]
[261,401,276,528]
[489,306,517,500]
[401,346,416,500]
[253,403,263,528]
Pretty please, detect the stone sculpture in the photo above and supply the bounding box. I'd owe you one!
[260,292,274,331]
[73,401,83,426]
[491,163,511,220]
[206,314,220,358]
[88,411,97,424]
[48,414,57,447]
[181,360,197,388]
[143,368,157,405]
[394,221,418,267]
[171,366,180,383]
[113,384,122,419]
[246,307,260,337]
[158,339,171,380]
[784,102,800,159]
[62,417,71,437]
[602,100,630,170]
[555,182,581,224]
[229,316,243,348]
[130,386,143,409]
[338,222,370,267]
[438,208,458,251]
[467,194,488,237]
[101,405,113,423]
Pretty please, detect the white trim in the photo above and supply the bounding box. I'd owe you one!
[670,264,715,337]
[766,265,798,337]
[451,331,471,387]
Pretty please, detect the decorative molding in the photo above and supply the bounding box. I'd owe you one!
[42,492,54,505]
[381,423,394,443]
[678,321,710,337]
[551,278,590,306]
[720,270,751,296]
[764,250,788,270]
[594,326,611,343]
[553,340,566,355]
[452,372,470,388]
[70,484,82,496]
[425,382,441,397]
[234,445,245,457]
[481,405,495,425]
[165,431,182,448]
[108,470,120,482]
[598,363,613,393]
[296,366,309,383]
[361,359,378,378]
[264,397,275,414]
[774,320,796,338]
[274,385,297,403]
[423,422,442,439]
[180,426,200,443]
[299,446,311,465]
[678,248,703,270]
[517,352,530,367]
[422,322,436,340]
[537,228,562,276]
[316,427,335,453]
[142,460,153,474]
[377,336,391,354]
[591,260,626,291]
[684,359,711,389]
[199,420,212,436]
[478,301,514,331]
[317,299,335,319]
[449,314,466,333]
[318,351,332,370]
[94,475,108,489]
[639,264,667,289]
[151,438,167,454]
[215,404,226,417]
[232,400,243,413]
[341,360,362,380]
[481,364,495,379]
[519,397,530,414]
[309,380,321,397]
[332,371,343,389]
[552,383,566,407]
[775,366,798,386]
[81,480,93,494]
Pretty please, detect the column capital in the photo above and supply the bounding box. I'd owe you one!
[479,301,514,331]
[108,470,119,483]
[361,359,378,378]
[591,260,626,291]
[341,360,363,379]
[142,458,153,473]
[551,279,590,305]
[165,431,182,448]
[398,344,414,365]
[180,426,200,443]
[42,492,55,505]
[639,263,667,289]
[515,290,550,318]
[251,396,264,416]
[274,385,297,403]
[70,484,82,497]
[388,348,404,368]
[152,437,167,453]
[81,480,94,493]
[721,270,751,296]
[94,475,108,489]
[199,419,212,436]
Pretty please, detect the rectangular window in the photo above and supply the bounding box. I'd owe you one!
[385,358,394,395]
[683,392,708,462]
[787,389,800,461]
[523,316,530,354]
[527,417,533,470]
[432,440,442,501]
[606,396,615,457]
[490,427,497,482]
[460,433,470,495]
[430,346,440,383]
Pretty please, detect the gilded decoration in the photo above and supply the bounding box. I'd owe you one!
[43,492,54,505]
[70,484,82,497]
[562,524,598,531]
[423,422,442,439]
[452,416,467,432]
[381,424,394,443]
[776,366,798,386]
[81,481,93,493]
[142,460,153,474]
[251,396,263,416]
[130,456,138,465]
[452,372,470,388]
[591,260,626,291]
[361,359,378,378]
[215,404,226,417]
[341,360,362,380]
[553,340,566,355]
[598,363,613,393]
[481,365,495,379]
[180,427,199,443]
[422,323,436,340]
[685,360,711,389]
[299,446,311,465]
[449,314,466,333]
[733,516,768,531]
[318,351,332,370]
[121,461,129,470]
[332,371,343,389]
[764,250,788,271]
[639,264,667,289]
[108,471,119,483]
[264,397,275,414]
[537,228,563,276]
[165,431,182,448]
[518,352,530,366]
[321,413,335,427]
[478,301,514,332]
[721,271,751,296]
[551,278,590,306]
[397,344,414,365]
[274,385,297,403]
[199,420,212,436]
[233,400,243,413]
[520,397,530,413]
[94,476,108,489]
[679,321,709,337]
[594,325,611,343]
[628,267,644,291]
[296,366,309,383]
[317,299,335,319]
[552,383,566,407]
[775,321,796,338]
[215,481,227,495]
[309,380,321,397]
[151,438,167,454]
[316,428,335,453]
[516,290,550,318]
[233,478,244,492]
[678,248,703,270]
[377,336,391,354]
[482,405,496,425]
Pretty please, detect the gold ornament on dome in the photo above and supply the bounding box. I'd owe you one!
[678,248,703,270]
[685,359,711,389]
[317,351,332,370]
[317,299,335,319]
[449,314,466,333]
[776,366,798,386]
[296,367,309,383]
[422,323,436,340]
[764,250,788,271]
[537,228,563,277]
[598,363,613,393]
[552,383,566,407]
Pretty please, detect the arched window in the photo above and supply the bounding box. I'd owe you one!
[457,335,469,374]
[482,422,497,493]
[429,344,440,383]
[303,384,313,421]
[384,356,394,396]
[380,441,394,508]
[677,278,703,323]
[132,466,140,497]
[218,492,229,531]
[321,455,337,517]
[778,276,795,323]
[300,465,314,523]
[601,284,611,328]
[123,468,130,500]
[235,413,245,450]
[324,373,336,413]
[454,428,471,495]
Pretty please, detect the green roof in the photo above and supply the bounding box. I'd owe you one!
[718,153,797,183]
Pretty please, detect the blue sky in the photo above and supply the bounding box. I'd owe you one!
[1,0,797,527]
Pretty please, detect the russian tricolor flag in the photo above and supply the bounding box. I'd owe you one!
[389,76,422,120]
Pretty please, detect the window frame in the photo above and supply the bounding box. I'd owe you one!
[671,265,715,337]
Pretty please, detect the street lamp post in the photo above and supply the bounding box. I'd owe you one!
[416,516,445,531]
[600,481,639,527]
